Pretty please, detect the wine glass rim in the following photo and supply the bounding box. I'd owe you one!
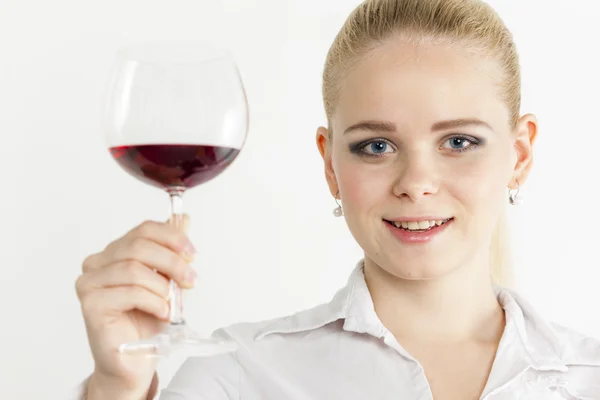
[115,41,233,65]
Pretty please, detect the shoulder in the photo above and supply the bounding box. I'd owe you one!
[498,288,600,392]
[162,318,281,398]
[548,321,600,367]
[499,287,600,366]
[216,299,342,344]
[547,322,600,396]
[164,281,351,396]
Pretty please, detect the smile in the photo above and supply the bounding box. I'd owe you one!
[383,217,454,244]
[384,218,453,232]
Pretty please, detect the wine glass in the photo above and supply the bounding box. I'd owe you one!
[103,42,248,358]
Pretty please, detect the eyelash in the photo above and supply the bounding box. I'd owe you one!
[349,135,483,157]
[444,135,482,153]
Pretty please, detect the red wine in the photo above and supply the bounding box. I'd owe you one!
[110,144,240,189]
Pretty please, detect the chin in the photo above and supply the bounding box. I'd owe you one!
[367,252,461,282]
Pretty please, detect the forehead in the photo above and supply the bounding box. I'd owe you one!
[334,39,509,130]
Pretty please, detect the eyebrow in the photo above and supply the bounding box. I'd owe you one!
[343,118,493,135]
[431,118,493,132]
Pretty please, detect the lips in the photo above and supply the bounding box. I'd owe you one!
[384,217,454,244]
[384,218,453,231]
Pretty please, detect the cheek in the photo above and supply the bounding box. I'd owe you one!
[333,157,391,213]
[447,151,511,212]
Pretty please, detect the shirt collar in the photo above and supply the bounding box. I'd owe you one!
[500,288,600,369]
[255,260,599,371]
[495,288,567,371]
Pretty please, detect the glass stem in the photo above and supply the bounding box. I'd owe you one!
[168,188,186,325]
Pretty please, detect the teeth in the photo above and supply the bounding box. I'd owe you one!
[407,221,419,230]
[392,219,449,231]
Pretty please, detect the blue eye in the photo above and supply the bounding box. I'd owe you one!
[442,136,480,152]
[351,140,394,156]
[369,141,388,154]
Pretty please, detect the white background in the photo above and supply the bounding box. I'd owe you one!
[1,0,599,398]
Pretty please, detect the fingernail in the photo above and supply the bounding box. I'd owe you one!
[163,304,170,319]
[185,268,197,286]
[183,240,196,256]
[182,251,195,263]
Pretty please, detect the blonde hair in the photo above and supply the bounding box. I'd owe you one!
[322,0,520,286]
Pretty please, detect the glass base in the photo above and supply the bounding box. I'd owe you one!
[118,323,237,358]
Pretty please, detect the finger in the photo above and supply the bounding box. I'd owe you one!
[129,218,196,257]
[83,218,195,275]
[82,252,103,273]
[82,286,170,323]
[105,237,196,288]
[76,261,171,300]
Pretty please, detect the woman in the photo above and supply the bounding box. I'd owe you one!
[75,0,600,398]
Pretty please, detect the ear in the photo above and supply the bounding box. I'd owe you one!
[316,126,339,196]
[510,113,538,188]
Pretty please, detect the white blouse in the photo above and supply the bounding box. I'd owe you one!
[76,262,600,399]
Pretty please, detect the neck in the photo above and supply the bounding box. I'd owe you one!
[364,256,505,345]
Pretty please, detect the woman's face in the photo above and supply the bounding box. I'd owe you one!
[317,38,537,280]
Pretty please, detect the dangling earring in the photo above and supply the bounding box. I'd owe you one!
[333,191,343,217]
[509,182,522,205]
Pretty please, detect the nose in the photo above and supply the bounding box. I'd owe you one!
[392,153,439,202]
